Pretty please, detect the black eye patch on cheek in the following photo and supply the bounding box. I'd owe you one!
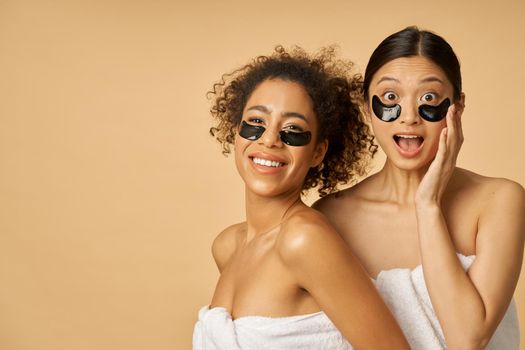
[238,121,312,146]
[279,130,311,146]
[373,95,452,123]
[372,95,401,122]
[239,121,265,140]
[418,98,451,122]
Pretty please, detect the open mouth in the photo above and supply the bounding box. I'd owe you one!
[251,157,286,168]
[393,135,424,152]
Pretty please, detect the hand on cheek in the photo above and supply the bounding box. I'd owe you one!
[415,102,465,206]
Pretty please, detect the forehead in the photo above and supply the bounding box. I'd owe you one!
[371,56,451,88]
[244,79,315,118]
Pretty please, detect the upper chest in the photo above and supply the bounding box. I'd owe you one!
[329,193,481,277]
[211,234,300,312]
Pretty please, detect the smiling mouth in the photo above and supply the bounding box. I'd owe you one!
[251,157,286,168]
[393,135,424,152]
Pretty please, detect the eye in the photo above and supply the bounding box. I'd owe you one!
[421,93,438,103]
[283,124,305,133]
[247,117,264,124]
[382,91,398,102]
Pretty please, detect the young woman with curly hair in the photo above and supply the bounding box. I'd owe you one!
[315,27,524,349]
[192,46,410,349]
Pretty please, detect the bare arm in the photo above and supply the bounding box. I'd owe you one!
[276,212,410,350]
[415,102,525,349]
[416,180,525,349]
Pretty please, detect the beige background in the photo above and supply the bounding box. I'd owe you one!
[1,0,524,349]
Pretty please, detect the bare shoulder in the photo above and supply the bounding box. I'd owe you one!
[313,179,367,213]
[454,168,525,205]
[275,207,345,265]
[453,168,525,241]
[312,190,347,213]
[473,171,525,224]
[211,222,245,272]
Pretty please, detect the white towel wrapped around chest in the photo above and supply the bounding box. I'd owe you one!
[192,306,353,350]
[373,253,520,349]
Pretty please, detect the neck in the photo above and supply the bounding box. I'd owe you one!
[375,159,429,206]
[244,187,303,242]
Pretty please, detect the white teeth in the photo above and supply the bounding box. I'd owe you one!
[397,135,420,139]
[252,157,283,167]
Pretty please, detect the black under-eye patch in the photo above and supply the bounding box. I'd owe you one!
[279,129,311,146]
[372,95,401,122]
[239,121,265,140]
[418,98,451,122]
[372,95,451,122]
[239,121,312,146]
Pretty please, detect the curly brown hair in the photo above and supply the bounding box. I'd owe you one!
[209,45,377,196]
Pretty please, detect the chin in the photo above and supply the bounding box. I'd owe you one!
[247,179,302,199]
[248,186,287,198]
[391,153,436,171]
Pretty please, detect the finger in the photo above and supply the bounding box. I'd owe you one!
[450,103,464,147]
[455,102,464,144]
[445,104,457,148]
[444,104,464,166]
[434,127,448,165]
[452,109,464,164]
[445,103,452,126]
[446,104,464,163]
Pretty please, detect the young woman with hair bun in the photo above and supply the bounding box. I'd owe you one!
[316,26,524,349]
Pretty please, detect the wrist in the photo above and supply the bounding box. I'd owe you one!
[415,201,441,215]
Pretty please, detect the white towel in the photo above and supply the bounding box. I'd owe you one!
[192,306,353,350]
[373,253,520,349]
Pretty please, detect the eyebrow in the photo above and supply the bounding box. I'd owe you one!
[282,111,308,122]
[376,76,444,85]
[246,105,271,113]
[420,76,444,84]
[376,76,400,85]
[246,105,308,122]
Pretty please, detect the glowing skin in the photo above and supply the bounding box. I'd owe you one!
[210,78,411,349]
[234,79,326,199]
[366,56,454,170]
[315,54,525,349]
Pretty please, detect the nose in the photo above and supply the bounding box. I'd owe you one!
[399,101,421,125]
[258,126,283,148]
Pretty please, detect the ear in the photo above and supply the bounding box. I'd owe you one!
[311,139,328,168]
